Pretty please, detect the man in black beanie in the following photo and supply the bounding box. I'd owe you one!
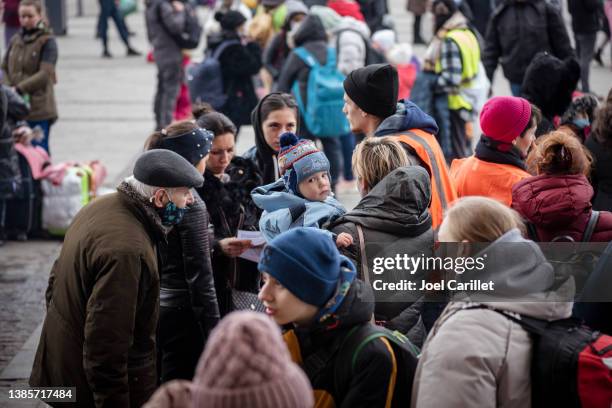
[30,150,204,407]
[342,64,458,230]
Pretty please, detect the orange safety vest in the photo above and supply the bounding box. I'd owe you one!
[393,130,458,229]
[450,156,531,206]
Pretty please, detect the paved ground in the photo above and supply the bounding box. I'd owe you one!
[0,0,610,406]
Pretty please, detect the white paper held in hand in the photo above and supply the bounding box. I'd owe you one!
[237,230,265,263]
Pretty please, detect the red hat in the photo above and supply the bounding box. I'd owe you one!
[480,96,532,144]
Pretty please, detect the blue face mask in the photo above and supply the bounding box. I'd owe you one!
[572,118,590,130]
[157,190,188,226]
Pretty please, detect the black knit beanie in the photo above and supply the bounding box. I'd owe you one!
[343,64,399,119]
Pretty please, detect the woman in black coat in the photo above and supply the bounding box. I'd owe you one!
[194,106,263,316]
[211,10,262,135]
[0,85,29,245]
[145,120,220,382]
[586,89,612,211]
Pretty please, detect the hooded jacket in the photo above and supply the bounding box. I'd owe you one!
[252,178,346,242]
[411,228,573,408]
[483,0,574,85]
[243,93,288,185]
[275,14,328,137]
[511,174,612,242]
[327,167,434,329]
[284,279,402,408]
[375,102,458,229]
[30,182,168,408]
[332,17,371,76]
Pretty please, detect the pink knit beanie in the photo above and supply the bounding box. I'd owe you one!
[480,96,532,145]
[192,311,314,408]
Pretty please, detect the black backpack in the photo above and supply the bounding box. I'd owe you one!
[157,2,202,50]
[303,323,419,408]
[464,304,612,408]
[527,211,601,295]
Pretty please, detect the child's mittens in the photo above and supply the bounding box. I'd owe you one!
[335,232,354,248]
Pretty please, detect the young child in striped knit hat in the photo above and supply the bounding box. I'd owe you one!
[251,132,353,248]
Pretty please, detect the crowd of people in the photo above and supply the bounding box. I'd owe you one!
[1,0,612,406]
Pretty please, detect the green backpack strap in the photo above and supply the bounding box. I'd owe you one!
[333,324,420,402]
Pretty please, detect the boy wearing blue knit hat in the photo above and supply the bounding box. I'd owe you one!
[251,133,353,248]
[258,228,417,408]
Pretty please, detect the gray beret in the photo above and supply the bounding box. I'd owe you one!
[134,149,204,188]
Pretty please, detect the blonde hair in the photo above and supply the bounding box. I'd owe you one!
[352,137,413,192]
[442,197,525,242]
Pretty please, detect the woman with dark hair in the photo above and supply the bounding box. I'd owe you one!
[244,92,299,184]
[144,120,220,382]
[586,88,612,211]
[194,105,263,316]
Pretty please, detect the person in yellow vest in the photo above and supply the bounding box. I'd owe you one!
[450,96,541,206]
[342,63,457,229]
[423,0,481,160]
[258,227,417,408]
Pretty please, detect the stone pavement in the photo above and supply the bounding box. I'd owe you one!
[0,0,611,406]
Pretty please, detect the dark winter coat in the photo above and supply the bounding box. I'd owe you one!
[275,15,327,138]
[243,93,284,185]
[263,31,291,81]
[0,86,28,200]
[357,0,387,32]
[211,32,262,127]
[30,182,167,408]
[326,166,434,334]
[159,193,220,336]
[284,279,404,408]
[196,157,263,316]
[586,137,612,211]
[512,174,612,242]
[568,0,601,33]
[2,24,58,122]
[464,0,493,36]
[483,0,574,85]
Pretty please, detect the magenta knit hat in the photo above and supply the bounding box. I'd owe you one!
[192,311,314,408]
[480,96,532,144]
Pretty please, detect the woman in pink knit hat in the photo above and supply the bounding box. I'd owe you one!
[143,311,314,408]
[450,96,541,206]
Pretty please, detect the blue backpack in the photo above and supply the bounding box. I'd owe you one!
[292,47,349,138]
[186,40,240,109]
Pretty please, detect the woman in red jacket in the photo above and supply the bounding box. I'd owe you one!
[512,131,612,242]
